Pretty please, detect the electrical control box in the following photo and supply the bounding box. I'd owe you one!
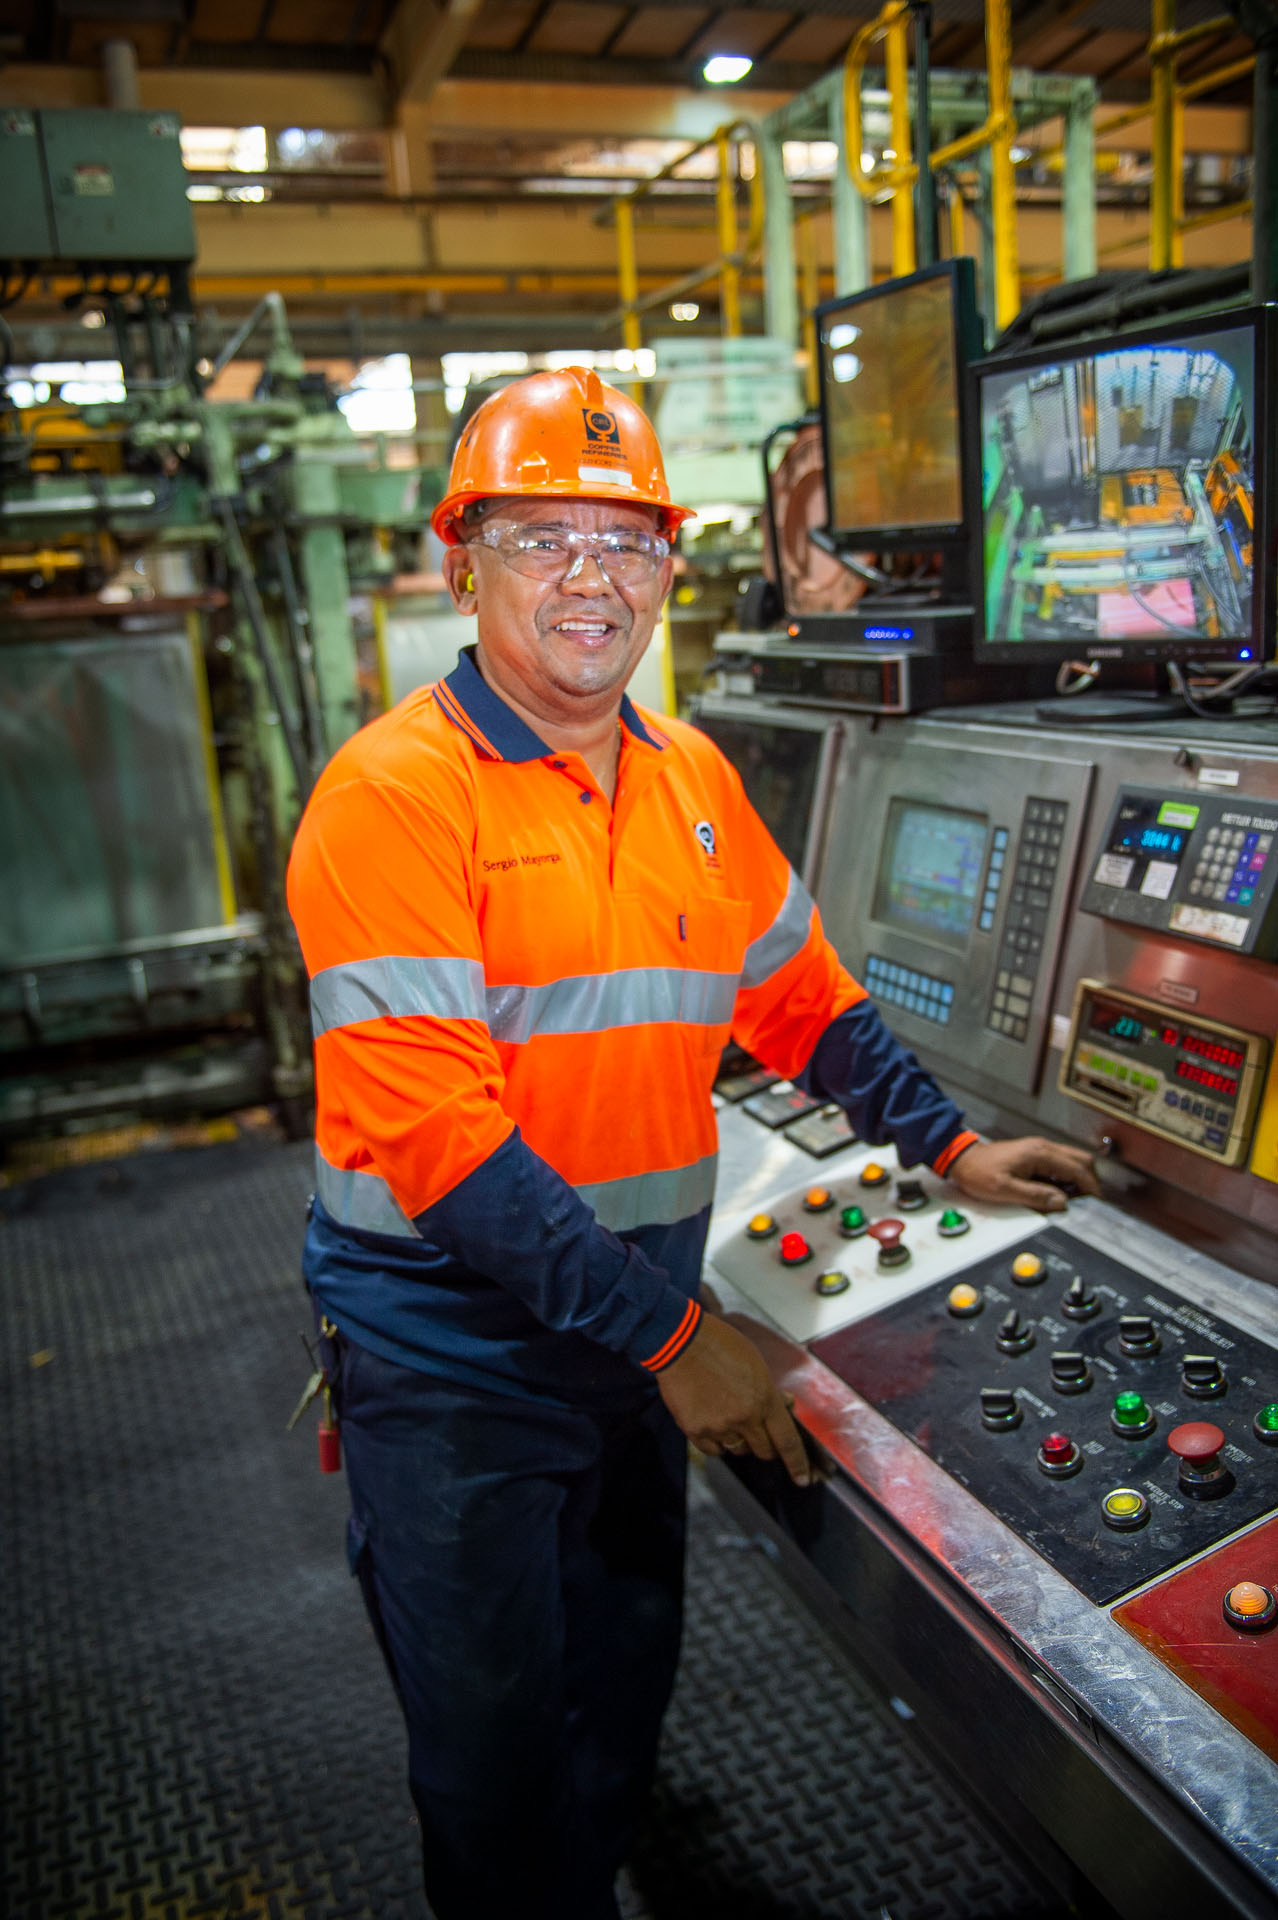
[0,110,55,258]
[1080,784,1278,957]
[0,110,195,266]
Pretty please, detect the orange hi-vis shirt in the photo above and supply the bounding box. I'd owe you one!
[288,647,976,1404]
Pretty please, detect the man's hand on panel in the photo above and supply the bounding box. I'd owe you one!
[947,1136,1101,1214]
[657,1313,812,1486]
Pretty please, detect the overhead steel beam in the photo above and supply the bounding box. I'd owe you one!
[450,46,828,87]
[380,0,486,103]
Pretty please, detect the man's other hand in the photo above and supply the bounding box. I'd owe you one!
[949,1136,1101,1213]
[657,1314,812,1486]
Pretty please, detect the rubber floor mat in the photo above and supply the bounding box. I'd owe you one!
[2,1139,1055,1920]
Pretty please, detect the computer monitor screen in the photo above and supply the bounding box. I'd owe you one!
[977,312,1265,661]
[692,713,824,875]
[872,799,989,949]
[817,259,980,544]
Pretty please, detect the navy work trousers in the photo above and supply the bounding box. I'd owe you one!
[320,1323,688,1920]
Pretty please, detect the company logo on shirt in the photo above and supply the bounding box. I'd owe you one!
[693,819,717,860]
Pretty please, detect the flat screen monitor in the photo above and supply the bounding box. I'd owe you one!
[974,307,1273,664]
[871,799,989,951]
[816,258,983,548]
[690,706,833,884]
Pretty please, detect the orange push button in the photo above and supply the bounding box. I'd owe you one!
[1223,1582,1276,1631]
[859,1161,890,1189]
[803,1186,835,1214]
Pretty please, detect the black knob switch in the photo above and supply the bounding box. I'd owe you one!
[1050,1350,1092,1395]
[1182,1353,1226,1399]
[980,1386,1023,1431]
[996,1309,1036,1355]
[1119,1314,1161,1357]
[1061,1276,1100,1322]
[895,1178,927,1211]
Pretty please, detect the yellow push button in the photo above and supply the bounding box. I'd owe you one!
[1101,1487,1149,1531]
[947,1283,983,1318]
[1011,1251,1046,1285]
[803,1186,835,1214]
[859,1161,890,1189]
[746,1213,777,1240]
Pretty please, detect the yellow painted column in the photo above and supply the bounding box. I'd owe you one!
[717,128,742,337]
[1151,0,1177,271]
[987,0,1021,330]
[798,211,821,408]
[886,13,916,279]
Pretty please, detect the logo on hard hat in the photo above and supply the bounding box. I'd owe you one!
[693,820,717,859]
[582,408,621,446]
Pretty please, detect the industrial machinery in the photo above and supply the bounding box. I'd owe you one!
[0,109,440,1145]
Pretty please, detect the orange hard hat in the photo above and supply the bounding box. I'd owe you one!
[431,365,693,544]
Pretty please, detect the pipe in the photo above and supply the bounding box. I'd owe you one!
[986,0,1020,330]
[102,38,140,110]
[1150,0,1177,270]
[210,291,295,380]
[716,128,742,337]
[912,1,938,269]
[885,9,916,276]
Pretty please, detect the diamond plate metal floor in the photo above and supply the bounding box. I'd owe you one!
[2,1139,1059,1920]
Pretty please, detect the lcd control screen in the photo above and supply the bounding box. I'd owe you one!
[692,714,823,874]
[873,800,988,948]
[980,319,1259,654]
[821,272,964,536]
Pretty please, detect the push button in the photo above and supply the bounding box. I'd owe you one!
[814,1268,851,1298]
[947,1282,983,1318]
[1223,1582,1276,1631]
[746,1212,778,1240]
[779,1231,813,1267]
[1110,1390,1155,1439]
[1101,1487,1150,1531]
[1037,1431,1083,1478]
[1253,1402,1278,1445]
[866,1218,909,1270]
[1010,1251,1046,1286]
[859,1161,890,1189]
[802,1186,835,1214]
[1167,1421,1234,1501]
[937,1207,970,1238]
[838,1205,869,1239]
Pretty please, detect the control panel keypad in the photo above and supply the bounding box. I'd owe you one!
[987,797,1068,1042]
[864,953,954,1025]
[1190,826,1272,907]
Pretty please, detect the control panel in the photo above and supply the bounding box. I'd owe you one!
[810,1225,1278,1605]
[710,1144,1042,1344]
[1080,785,1278,956]
[817,735,1094,1093]
[1060,981,1268,1167]
[1113,1511,1278,1764]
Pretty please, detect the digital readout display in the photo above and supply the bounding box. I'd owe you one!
[1137,827,1185,855]
[1086,995,1243,1105]
[873,800,987,949]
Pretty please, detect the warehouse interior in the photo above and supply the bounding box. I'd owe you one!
[3,3,1278,1917]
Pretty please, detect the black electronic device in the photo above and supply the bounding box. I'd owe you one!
[688,702,840,885]
[741,640,1051,714]
[1059,980,1267,1166]
[974,305,1275,669]
[1080,783,1278,956]
[810,1226,1278,1605]
[816,258,983,561]
[780,604,972,653]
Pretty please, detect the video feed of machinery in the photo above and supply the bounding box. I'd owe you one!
[871,800,988,949]
[818,262,975,538]
[979,319,1259,655]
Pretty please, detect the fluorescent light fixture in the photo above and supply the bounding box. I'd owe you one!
[670,302,700,321]
[1010,144,1031,162]
[703,54,752,83]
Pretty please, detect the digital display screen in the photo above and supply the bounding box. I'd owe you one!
[1085,995,1244,1105]
[821,274,963,535]
[692,714,823,875]
[873,800,987,948]
[980,321,1258,651]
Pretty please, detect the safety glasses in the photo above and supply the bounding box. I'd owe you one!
[467,520,670,586]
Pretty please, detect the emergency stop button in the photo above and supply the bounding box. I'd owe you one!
[1223,1583,1276,1631]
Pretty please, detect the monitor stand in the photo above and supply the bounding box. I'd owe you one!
[1034,690,1193,726]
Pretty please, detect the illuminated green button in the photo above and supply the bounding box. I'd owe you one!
[1113,1391,1150,1428]
[937,1207,971,1239]
[839,1205,869,1238]
[1254,1403,1278,1445]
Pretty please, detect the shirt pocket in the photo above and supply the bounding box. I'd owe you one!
[678,891,751,1033]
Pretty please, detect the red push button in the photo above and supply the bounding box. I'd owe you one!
[779,1231,813,1266]
[1037,1430,1083,1478]
[866,1217,910,1269]
[1167,1421,1234,1501]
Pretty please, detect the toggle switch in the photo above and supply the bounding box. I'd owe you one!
[895,1178,927,1211]
[996,1308,1035,1355]
[779,1231,813,1267]
[838,1204,869,1239]
[1167,1421,1234,1501]
[1110,1390,1155,1439]
[1223,1582,1276,1632]
[1061,1276,1101,1322]
[866,1218,910,1270]
[1050,1351,1092,1395]
[937,1207,970,1239]
[980,1386,1022,1431]
[1118,1314,1160,1357]
[1182,1353,1226,1399]
[1037,1431,1083,1478]
[1010,1251,1046,1286]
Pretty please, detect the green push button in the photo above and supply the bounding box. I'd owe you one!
[1111,1389,1155,1438]
[937,1207,971,1239]
[1254,1402,1278,1445]
[839,1205,869,1239]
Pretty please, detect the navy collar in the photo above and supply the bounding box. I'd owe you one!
[436,645,666,762]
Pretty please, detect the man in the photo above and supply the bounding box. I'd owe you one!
[287,366,1097,1920]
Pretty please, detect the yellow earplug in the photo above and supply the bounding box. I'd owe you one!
[463,571,474,592]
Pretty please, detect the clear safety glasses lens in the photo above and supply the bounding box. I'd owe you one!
[472,523,669,585]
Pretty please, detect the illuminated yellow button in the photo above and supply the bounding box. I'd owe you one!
[803,1186,834,1213]
[859,1162,890,1188]
[1105,1490,1142,1516]
[746,1213,777,1240]
[1226,1582,1272,1617]
[1011,1251,1045,1283]
[947,1283,983,1318]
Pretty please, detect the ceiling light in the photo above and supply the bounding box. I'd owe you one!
[703,54,752,84]
[670,302,700,321]
[79,307,106,329]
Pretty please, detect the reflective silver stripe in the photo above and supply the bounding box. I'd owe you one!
[314,1149,421,1238]
[485,968,736,1044]
[575,1151,718,1234]
[310,955,486,1038]
[739,868,814,991]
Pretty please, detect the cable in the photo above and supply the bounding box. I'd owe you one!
[1054,658,1101,696]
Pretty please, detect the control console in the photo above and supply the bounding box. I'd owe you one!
[1081,785,1278,956]
[809,1224,1278,1604]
